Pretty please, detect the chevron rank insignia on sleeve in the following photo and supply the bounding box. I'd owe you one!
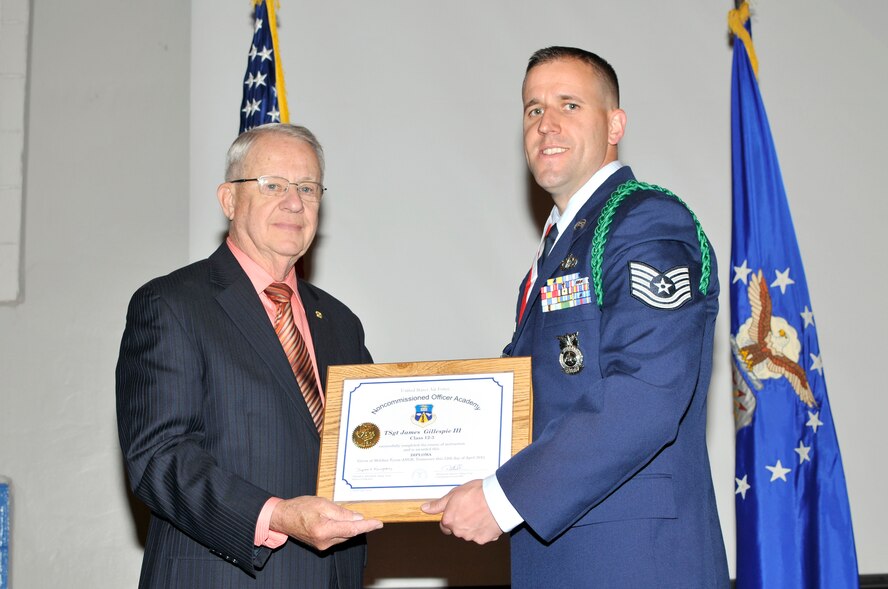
[628,261,692,310]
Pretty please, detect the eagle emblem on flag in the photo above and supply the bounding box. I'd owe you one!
[731,270,816,408]
[628,261,692,310]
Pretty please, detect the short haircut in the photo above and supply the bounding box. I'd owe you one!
[525,46,620,107]
[225,123,326,182]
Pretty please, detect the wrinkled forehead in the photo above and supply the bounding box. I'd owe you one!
[245,135,321,176]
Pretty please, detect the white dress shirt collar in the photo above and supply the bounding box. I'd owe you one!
[545,160,623,246]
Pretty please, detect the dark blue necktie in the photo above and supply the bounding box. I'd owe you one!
[538,224,559,272]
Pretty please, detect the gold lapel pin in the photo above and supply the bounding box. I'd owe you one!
[315,311,324,319]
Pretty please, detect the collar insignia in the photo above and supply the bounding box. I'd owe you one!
[560,254,578,270]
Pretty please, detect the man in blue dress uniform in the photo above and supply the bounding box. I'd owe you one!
[424,47,730,587]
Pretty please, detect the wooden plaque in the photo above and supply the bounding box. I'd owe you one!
[317,357,532,522]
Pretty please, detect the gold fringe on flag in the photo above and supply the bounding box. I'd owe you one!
[728,2,759,78]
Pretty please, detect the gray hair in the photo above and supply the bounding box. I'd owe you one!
[224,123,326,182]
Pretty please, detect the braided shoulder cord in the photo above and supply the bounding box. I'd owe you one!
[589,180,711,307]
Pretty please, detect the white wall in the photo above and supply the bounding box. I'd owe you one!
[0,0,27,303]
[0,1,884,587]
[0,0,190,587]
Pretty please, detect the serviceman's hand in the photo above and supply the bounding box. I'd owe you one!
[421,479,503,545]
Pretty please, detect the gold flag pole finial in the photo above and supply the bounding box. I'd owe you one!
[728,1,759,78]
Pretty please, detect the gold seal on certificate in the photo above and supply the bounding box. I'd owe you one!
[317,357,532,522]
[351,423,381,449]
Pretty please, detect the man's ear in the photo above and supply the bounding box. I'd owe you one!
[607,108,627,146]
[217,182,235,221]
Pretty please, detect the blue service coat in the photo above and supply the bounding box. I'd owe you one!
[499,167,730,588]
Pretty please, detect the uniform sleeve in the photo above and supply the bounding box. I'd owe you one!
[115,284,273,576]
[496,195,716,541]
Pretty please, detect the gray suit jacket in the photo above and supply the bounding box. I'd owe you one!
[117,243,372,588]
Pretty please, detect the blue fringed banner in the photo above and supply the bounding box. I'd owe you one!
[0,479,8,589]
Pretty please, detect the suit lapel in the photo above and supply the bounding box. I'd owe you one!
[209,244,319,435]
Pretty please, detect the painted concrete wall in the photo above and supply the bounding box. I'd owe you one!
[0,0,189,586]
[0,0,28,302]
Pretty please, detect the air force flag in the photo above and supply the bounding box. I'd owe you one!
[729,4,858,587]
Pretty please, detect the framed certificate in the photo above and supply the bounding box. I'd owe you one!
[317,357,532,522]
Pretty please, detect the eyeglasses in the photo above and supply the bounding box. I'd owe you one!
[230,176,326,202]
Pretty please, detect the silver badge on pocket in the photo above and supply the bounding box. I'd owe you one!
[556,332,584,374]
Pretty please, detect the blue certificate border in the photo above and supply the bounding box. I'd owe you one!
[339,375,507,491]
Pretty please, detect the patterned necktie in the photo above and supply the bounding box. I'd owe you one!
[264,282,324,433]
[537,223,559,272]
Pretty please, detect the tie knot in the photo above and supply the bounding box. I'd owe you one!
[264,282,293,304]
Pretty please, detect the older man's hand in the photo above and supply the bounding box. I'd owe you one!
[271,496,383,551]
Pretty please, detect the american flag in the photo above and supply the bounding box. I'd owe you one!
[240,0,288,133]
